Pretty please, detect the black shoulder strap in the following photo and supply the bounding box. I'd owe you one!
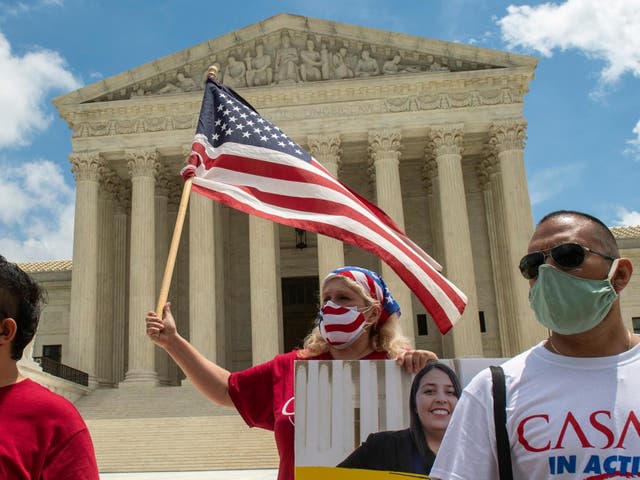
[490,365,513,480]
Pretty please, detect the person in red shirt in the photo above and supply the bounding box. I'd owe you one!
[146,265,437,480]
[0,255,100,480]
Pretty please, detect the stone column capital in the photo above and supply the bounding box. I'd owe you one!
[476,154,500,191]
[368,130,402,162]
[307,134,343,175]
[421,156,438,194]
[307,135,342,158]
[155,167,173,197]
[488,119,528,153]
[70,151,104,182]
[427,123,464,158]
[167,180,183,209]
[126,149,159,179]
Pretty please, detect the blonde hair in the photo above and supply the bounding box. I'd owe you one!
[298,274,412,359]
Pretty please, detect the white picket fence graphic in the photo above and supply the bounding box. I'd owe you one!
[294,359,413,467]
[294,357,506,468]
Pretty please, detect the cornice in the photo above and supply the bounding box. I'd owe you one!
[61,69,532,141]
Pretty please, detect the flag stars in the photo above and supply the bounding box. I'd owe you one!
[260,135,269,142]
[242,131,251,138]
[278,141,286,147]
[217,104,224,112]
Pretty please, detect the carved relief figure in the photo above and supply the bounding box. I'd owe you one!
[355,49,379,77]
[224,56,247,88]
[429,62,450,72]
[382,55,402,75]
[155,72,199,95]
[299,39,323,82]
[332,46,353,79]
[275,33,300,84]
[246,43,273,86]
[383,55,421,75]
[175,72,198,91]
[320,43,331,80]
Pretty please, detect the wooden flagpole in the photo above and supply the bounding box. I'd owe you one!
[155,64,219,318]
[155,177,193,316]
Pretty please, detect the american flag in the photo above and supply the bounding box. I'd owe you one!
[182,79,467,334]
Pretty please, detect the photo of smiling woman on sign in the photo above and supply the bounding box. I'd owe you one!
[337,361,461,475]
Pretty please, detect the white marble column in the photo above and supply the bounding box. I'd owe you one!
[189,192,218,363]
[95,169,117,386]
[154,168,171,385]
[307,135,345,279]
[488,120,547,351]
[250,216,283,364]
[123,149,159,385]
[427,124,483,357]
[68,152,103,384]
[112,185,129,384]
[368,130,415,339]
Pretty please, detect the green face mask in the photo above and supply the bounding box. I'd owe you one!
[529,260,618,335]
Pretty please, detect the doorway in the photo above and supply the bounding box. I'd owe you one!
[282,276,320,351]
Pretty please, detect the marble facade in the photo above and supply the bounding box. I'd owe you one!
[25,14,637,388]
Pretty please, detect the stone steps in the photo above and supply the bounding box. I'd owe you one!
[77,385,279,473]
[88,416,279,472]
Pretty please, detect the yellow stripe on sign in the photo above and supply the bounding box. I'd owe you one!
[295,466,430,479]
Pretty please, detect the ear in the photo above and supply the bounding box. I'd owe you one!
[612,258,633,293]
[0,317,17,344]
[366,303,383,325]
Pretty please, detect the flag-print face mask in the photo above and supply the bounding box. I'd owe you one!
[318,300,372,349]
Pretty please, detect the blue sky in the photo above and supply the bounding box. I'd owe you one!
[0,0,638,262]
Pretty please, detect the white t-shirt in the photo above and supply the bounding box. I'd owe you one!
[431,340,640,480]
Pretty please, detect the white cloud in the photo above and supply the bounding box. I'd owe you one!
[624,119,640,161]
[497,0,640,84]
[0,0,64,19]
[0,31,82,148]
[528,163,586,205]
[0,158,75,262]
[613,207,640,226]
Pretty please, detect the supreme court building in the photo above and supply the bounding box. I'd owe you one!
[26,13,640,391]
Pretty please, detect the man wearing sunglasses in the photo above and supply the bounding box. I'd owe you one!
[431,210,638,479]
[0,255,99,479]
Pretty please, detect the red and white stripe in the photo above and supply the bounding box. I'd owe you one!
[184,135,467,334]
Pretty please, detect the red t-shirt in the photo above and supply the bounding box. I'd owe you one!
[0,378,99,480]
[228,349,389,480]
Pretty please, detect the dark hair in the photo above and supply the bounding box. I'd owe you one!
[0,255,47,360]
[409,361,462,463]
[538,210,619,257]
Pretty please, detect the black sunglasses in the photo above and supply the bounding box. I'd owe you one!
[519,242,616,279]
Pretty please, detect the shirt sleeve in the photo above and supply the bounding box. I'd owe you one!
[228,356,276,430]
[42,428,99,480]
[429,370,499,480]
